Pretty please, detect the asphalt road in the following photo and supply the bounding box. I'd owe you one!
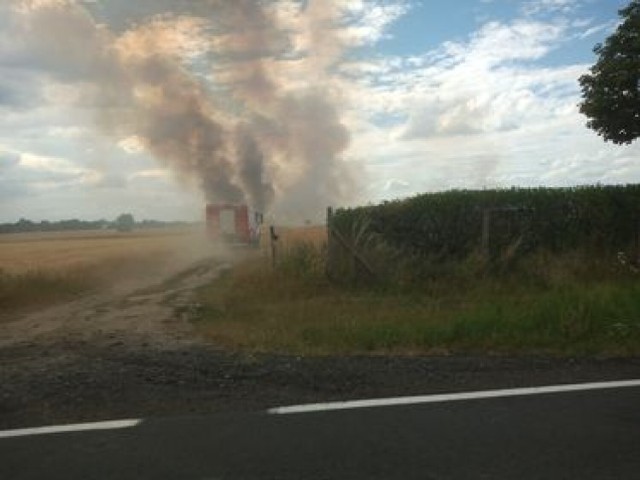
[2,385,639,480]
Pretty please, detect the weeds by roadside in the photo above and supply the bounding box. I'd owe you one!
[194,233,640,357]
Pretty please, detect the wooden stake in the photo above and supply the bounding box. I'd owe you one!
[270,225,278,269]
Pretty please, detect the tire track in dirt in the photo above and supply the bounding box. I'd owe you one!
[0,258,229,350]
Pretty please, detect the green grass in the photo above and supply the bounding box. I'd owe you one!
[193,247,640,357]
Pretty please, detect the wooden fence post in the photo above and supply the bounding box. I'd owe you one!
[636,216,640,266]
[269,225,278,269]
[326,207,334,279]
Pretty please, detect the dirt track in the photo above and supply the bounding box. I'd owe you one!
[2,257,640,429]
[0,257,223,351]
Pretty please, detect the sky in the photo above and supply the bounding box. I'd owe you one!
[0,0,637,223]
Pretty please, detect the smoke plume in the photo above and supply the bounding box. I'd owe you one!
[9,0,355,217]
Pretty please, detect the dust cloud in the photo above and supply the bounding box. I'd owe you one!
[8,0,356,219]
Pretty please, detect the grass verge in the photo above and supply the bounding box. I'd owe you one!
[194,242,640,357]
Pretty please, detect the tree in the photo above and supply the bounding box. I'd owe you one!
[579,0,640,145]
[114,213,135,232]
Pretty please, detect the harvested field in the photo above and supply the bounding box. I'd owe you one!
[275,225,327,249]
[0,226,222,313]
[0,227,208,274]
[0,224,236,368]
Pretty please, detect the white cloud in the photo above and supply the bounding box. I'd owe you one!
[522,0,581,16]
[129,168,170,181]
[47,126,87,138]
[382,178,410,195]
[578,20,617,40]
[339,10,640,201]
[19,152,85,174]
[343,1,412,45]
[0,149,21,170]
[118,135,145,154]
[17,152,104,189]
[349,19,576,139]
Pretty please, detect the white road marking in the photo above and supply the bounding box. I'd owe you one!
[0,419,142,439]
[269,379,640,415]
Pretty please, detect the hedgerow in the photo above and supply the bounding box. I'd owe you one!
[332,185,640,259]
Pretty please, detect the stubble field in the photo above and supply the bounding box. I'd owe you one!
[0,227,212,273]
[0,226,216,313]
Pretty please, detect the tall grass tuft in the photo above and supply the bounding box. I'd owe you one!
[277,241,327,279]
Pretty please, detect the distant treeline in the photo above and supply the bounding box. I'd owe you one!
[0,218,193,234]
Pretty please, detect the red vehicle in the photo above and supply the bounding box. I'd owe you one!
[205,204,263,245]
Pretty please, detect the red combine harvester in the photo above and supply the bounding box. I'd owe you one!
[205,204,263,246]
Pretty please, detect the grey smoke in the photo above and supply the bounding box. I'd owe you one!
[5,0,355,216]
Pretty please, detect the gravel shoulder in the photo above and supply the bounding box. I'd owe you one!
[1,258,640,430]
